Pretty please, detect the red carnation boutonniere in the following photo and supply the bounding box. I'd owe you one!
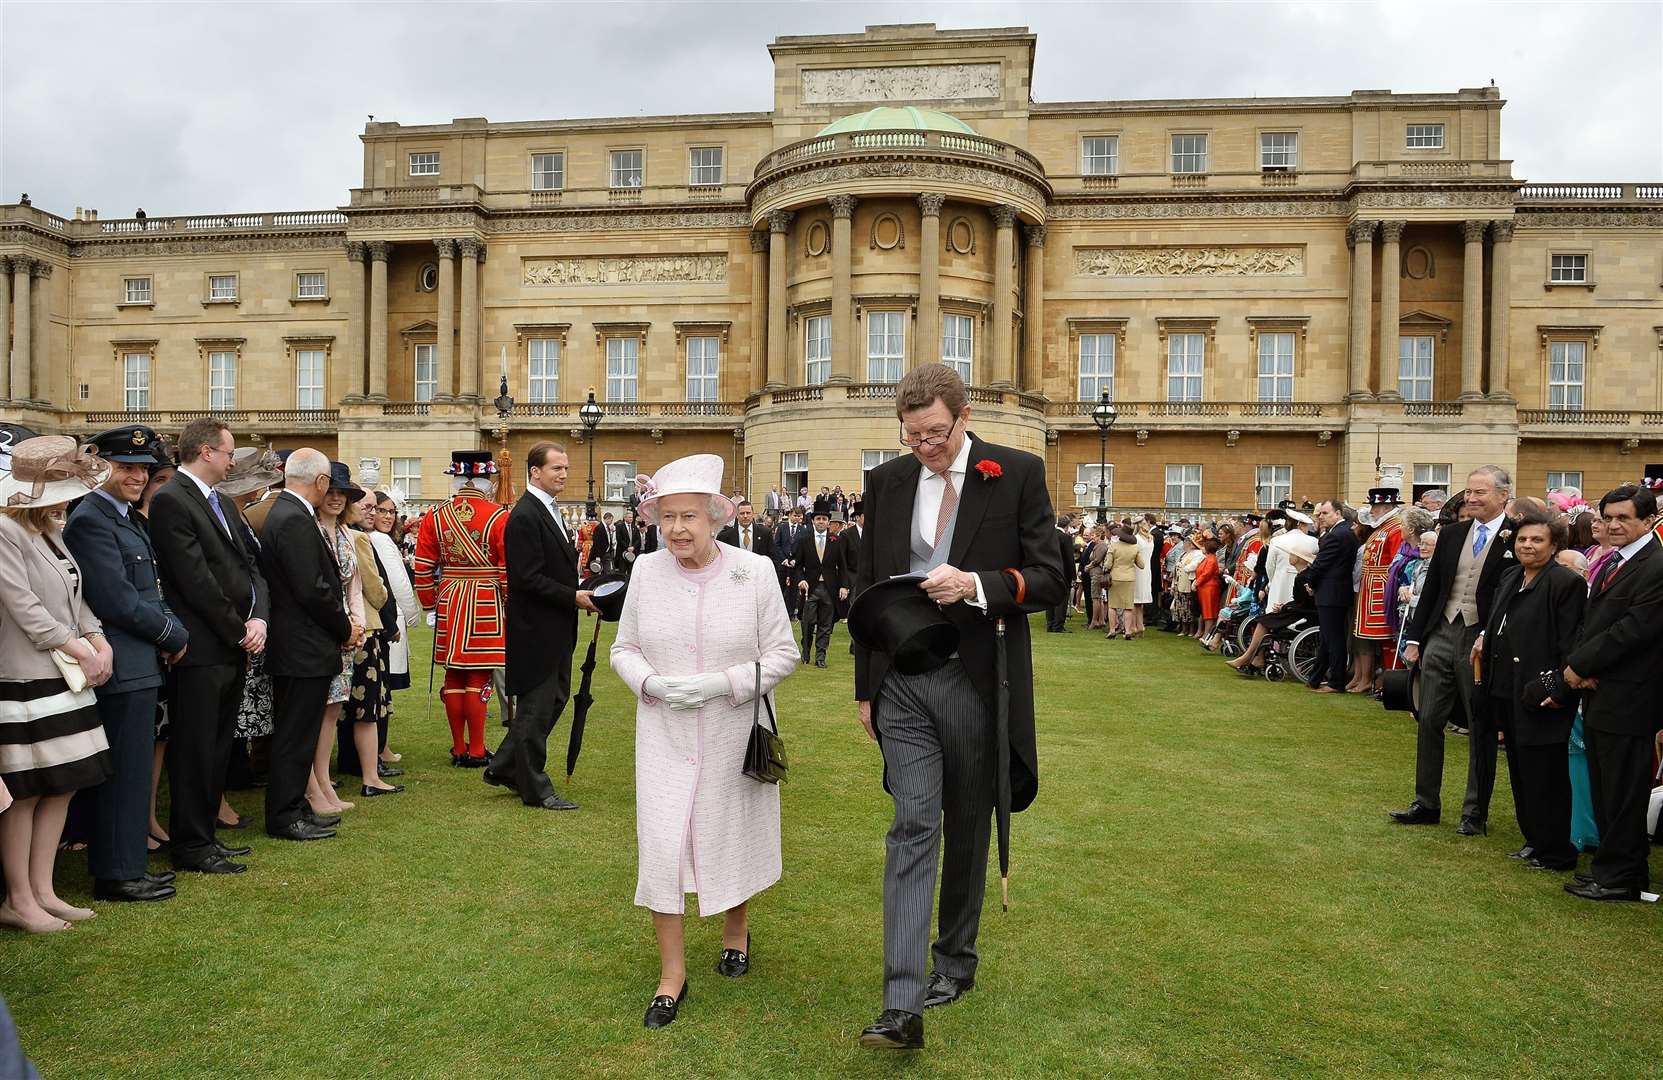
[974,459,1002,480]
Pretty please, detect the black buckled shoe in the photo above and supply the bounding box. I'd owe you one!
[859,1009,924,1050]
[643,981,688,1029]
[1387,803,1440,826]
[270,820,336,842]
[716,933,750,977]
[923,971,974,1009]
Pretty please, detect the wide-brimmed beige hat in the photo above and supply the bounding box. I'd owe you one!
[215,447,285,499]
[0,436,109,509]
[634,454,736,526]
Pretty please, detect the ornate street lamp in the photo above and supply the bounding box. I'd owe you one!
[491,374,515,505]
[579,386,604,519]
[1090,388,1117,524]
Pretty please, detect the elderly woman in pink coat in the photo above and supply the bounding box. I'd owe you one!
[610,454,798,1030]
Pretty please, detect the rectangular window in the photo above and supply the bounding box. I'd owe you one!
[1546,470,1583,493]
[1398,335,1435,401]
[1413,464,1451,500]
[603,460,636,503]
[413,343,437,402]
[1256,332,1295,402]
[1170,134,1208,174]
[1166,333,1205,401]
[207,274,238,302]
[208,351,237,410]
[862,449,902,475]
[1255,465,1293,508]
[689,147,724,187]
[1081,136,1119,176]
[123,277,152,304]
[408,151,440,176]
[609,149,643,188]
[1547,340,1586,410]
[390,458,422,501]
[123,352,151,411]
[942,314,974,383]
[1405,124,1445,149]
[527,338,560,402]
[782,451,808,498]
[1549,254,1588,284]
[531,152,564,191]
[606,337,639,401]
[805,316,832,385]
[1165,464,1203,509]
[1077,463,1113,507]
[866,311,905,383]
[1078,333,1115,400]
[296,348,326,409]
[686,336,720,401]
[295,271,327,299]
[1260,132,1299,170]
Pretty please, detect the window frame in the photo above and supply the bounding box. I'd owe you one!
[205,272,239,304]
[941,313,974,384]
[530,151,565,191]
[1548,252,1590,286]
[1165,464,1203,510]
[207,349,237,410]
[413,342,438,403]
[608,148,645,189]
[862,449,902,475]
[295,347,327,410]
[602,460,637,503]
[408,151,441,177]
[1081,135,1120,176]
[1546,470,1584,493]
[865,310,906,384]
[1078,332,1116,401]
[1546,338,1587,411]
[293,270,328,302]
[527,337,561,403]
[804,315,832,386]
[688,146,725,188]
[1169,133,1209,174]
[605,336,640,401]
[390,457,423,501]
[122,276,153,306]
[685,335,720,402]
[1398,335,1436,401]
[123,351,151,411]
[1166,332,1206,402]
[1255,465,1293,508]
[1256,331,1296,403]
[1259,131,1299,171]
[1404,124,1446,150]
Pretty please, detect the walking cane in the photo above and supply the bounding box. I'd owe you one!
[994,616,1012,912]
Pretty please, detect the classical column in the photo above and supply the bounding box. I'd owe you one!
[990,205,1017,389]
[1460,220,1487,400]
[27,260,50,404]
[0,257,11,402]
[1375,220,1405,401]
[1487,220,1514,401]
[748,231,768,395]
[917,193,945,368]
[458,237,482,401]
[828,194,858,384]
[1346,220,1376,401]
[765,210,792,389]
[1023,224,1047,393]
[10,257,32,407]
[343,242,368,400]
[367,241,390,403]
[434,238,456,401]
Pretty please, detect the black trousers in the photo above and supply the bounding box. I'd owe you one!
[167,662,245,866]
[1585,725,1655,891]
[495,666,573,806]
[801,583,835,661]
[89,686,159,882]
[1045,594,1070,631]
[1307,604,1349,690]
[266,674,332,834]
[1504,727,1576,868]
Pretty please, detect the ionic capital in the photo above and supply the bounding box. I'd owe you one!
[768,210,794,234]
[828,194,858,219]
[917,193,946,218]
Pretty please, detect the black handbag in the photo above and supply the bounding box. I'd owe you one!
[742,661,787,785]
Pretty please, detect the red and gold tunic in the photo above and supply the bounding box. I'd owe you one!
[1355,508,1408,640]
[1234,536,1265,588]
[413,489,508,669]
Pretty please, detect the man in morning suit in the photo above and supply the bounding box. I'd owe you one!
[1390,465,1516,834]
[1561,484,1663,901]
[1045,515,1075,632]
[717,498,773,559]
[64,425,188,902]
[774,505,806,619]
[485,442,595,811]
[146,419,268,873]
[834,501,865,623]
[853,364,1065,1051]
[614,509,640,575]
[795,508,840,667]
[1304,499,1360,693]
[256,449,351,841]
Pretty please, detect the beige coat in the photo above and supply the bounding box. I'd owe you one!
[0,514,104,682]
[352,530,388,633]
[1106,539,1146,582]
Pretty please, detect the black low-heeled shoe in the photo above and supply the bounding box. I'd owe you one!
[361,784,404,797]
[643,980,688,1029]
[716,932,751,977]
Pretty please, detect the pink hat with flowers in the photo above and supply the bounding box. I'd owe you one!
[634,454,736,526]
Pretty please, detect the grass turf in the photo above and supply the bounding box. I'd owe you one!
[3,619,1660,1079]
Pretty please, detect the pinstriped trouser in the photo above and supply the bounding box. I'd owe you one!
[875,660,995,1014]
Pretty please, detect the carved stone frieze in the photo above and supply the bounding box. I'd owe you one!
[800,63,1001,104]
[348,210,477,230]
[69,234,344,258]
[1075,245,1304,277]
[1513,209,1663,228]
[488,209,748,233]
[521,254,728,286]
[1048,198,1349,220]
[1353,189,1515,210]
[0,228,69,257]
[760,161,1046,209]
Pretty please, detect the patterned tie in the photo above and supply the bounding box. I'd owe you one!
[1471,522,1488,557]
[1593,553,1623,594]
[816,532,824,560]
[934,471,958,548]
[206,489,231,536]
[743,527,751,550]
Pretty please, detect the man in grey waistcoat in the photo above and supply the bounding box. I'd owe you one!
[851,364,1065,1051]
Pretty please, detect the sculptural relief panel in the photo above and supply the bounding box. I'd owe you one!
[800,63,1001,104]
[1074,245,1306,277]
[521,253,728,286]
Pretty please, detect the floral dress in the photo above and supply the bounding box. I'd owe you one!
[327,524,355,705]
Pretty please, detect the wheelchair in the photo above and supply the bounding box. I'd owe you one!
[1257,614,1323,684]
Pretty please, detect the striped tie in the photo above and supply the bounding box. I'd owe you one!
[933,472,958,548]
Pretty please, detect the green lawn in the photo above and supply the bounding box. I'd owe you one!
[4,620,1659,1079]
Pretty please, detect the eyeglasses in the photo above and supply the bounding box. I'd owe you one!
[898,416,960,448]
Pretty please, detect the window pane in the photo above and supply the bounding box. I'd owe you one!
[1260,132,1298,169]
[390,457,422,500]
[942,314,973,382]
[689,147,723,186]
[610,150,643,188]
[1406,124,1445,148]
[528,338,560,402]
[1256,332,1294,402]
[409,152,440,176]
[805,316,831,385]
[124,278,151,303]
[1398,336,1434,401]
[208,275,237,301]
[209,351,237,410]
[414,343,437,402]
[686,336,719,401]
[1165,464,1202,509]
[1170,134,1207,173]
[606,337,639,401]
[1082,136,1119,175]
[295,348,325,409]
[1078,333,1115,400]
[603,460,636,501]
[1256,465,1293,507]
[867,311,904,383]
[532,153,564,190]
[1167,333,1204,401]
[124,353,151,411]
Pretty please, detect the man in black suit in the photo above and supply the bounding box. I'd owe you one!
[1305,499,1360,693]
[592,511,615,571]
[853,364,1065,1051]
[486,442,594,811]
[146,419,268,873]
[774,505,806,619]
[614,509,640,575]
[1045,515,1076,632]
[256,449,350,842]
[64,424,189,902]
[1390,465,1516,834]
[795,508,840,667]
[1561,484,1663,902]
[641,521,658,555]
[717,498,773,558]
[834,501,866,623]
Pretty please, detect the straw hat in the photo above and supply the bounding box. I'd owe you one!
[0,436,109,509]
[215,447,285,499]
[634,454,736,526]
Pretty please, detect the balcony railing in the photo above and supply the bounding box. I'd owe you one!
[1517,183,1663,202]
[1,207,349,239]
[1519,408,1663,427]
[1046,400,1343,421]
[69,409,339,429]
[505,400,741,421]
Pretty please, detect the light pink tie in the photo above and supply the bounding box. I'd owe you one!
[933,472,958,548]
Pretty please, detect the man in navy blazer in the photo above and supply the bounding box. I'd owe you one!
[64,425,188,902]
[1304,499,1359,693]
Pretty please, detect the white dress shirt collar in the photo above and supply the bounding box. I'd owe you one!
[282,488,318,518]
[1616,530,1655,562]
[180,465,216,500]
[527,485,567,535]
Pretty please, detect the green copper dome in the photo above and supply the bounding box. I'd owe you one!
[816,107,977,136]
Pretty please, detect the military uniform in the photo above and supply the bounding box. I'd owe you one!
[1356,488,1409,653]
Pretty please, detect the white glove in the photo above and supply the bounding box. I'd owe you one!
[643,675,671,701]
[425,611,436,628]
[658,672,732,711]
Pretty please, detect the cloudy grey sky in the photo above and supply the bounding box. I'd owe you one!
[4,1,1660,217]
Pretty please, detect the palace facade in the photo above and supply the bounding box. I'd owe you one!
[3,22,1660,513]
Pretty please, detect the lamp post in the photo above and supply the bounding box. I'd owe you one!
[1090,388,1117,525]
[491,374,515,505]
[579,386,604,519]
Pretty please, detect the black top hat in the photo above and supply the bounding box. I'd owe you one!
[1367,487,1402,506]
[851,500,865,517]
[848,574,960,676]
[1381,665,1421,716]
[1277,499,1297,511]
[446,450,497,478]
[586,570,629,622]
[327,461,365,501]
[1243,512,1264,525]
[89,423,170,465]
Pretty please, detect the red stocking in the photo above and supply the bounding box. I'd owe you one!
[441,670,470,756]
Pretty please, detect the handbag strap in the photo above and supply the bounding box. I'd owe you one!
[754,661,779,734]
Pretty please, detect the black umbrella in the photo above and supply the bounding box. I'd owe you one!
[994,616,1012,911]
[565,616,603,781]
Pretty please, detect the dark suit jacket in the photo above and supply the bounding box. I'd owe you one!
[1478,562,1585,745]
[257,491,350,679]
[613,521,635,562]
[63,493,189,694]
[834,524,864,586]
[505,493,580,697]
[641,524,658,555]
[1308,522,1360,607]
[717,520,774,558]
[147,469,268,668]
[794,529,840,595]
[1568,537,1663,736]
[773,521,805,580]
[1404,516,1517,647]
[1055,528,1077,586]
[854,433,1065,812]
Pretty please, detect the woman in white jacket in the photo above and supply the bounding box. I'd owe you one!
[369,490,420,763]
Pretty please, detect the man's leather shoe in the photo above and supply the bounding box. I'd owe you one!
[815,659,828,669]
[1564,879,1642,902]
[1527,857,1576,872]
[538,794,579,811]
[643,980,688,1029]
[304,811,342,828]
[716,933,750,977]
[923,972,974,1009]
[1387,803,1440,826]
[482,769,513,790]
[360,784,404,797]
[1455,817,1487,836]
[143,871,176,886]
[270,820,336,842]
[458,754,489,768]
[176,854,247,874]
[377,763,404,778]
[1573,872,1595,885]
[859,1009,923,1050]
[214,842,252,858]
[1507,846,1536,860]
[93,878,176,902]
